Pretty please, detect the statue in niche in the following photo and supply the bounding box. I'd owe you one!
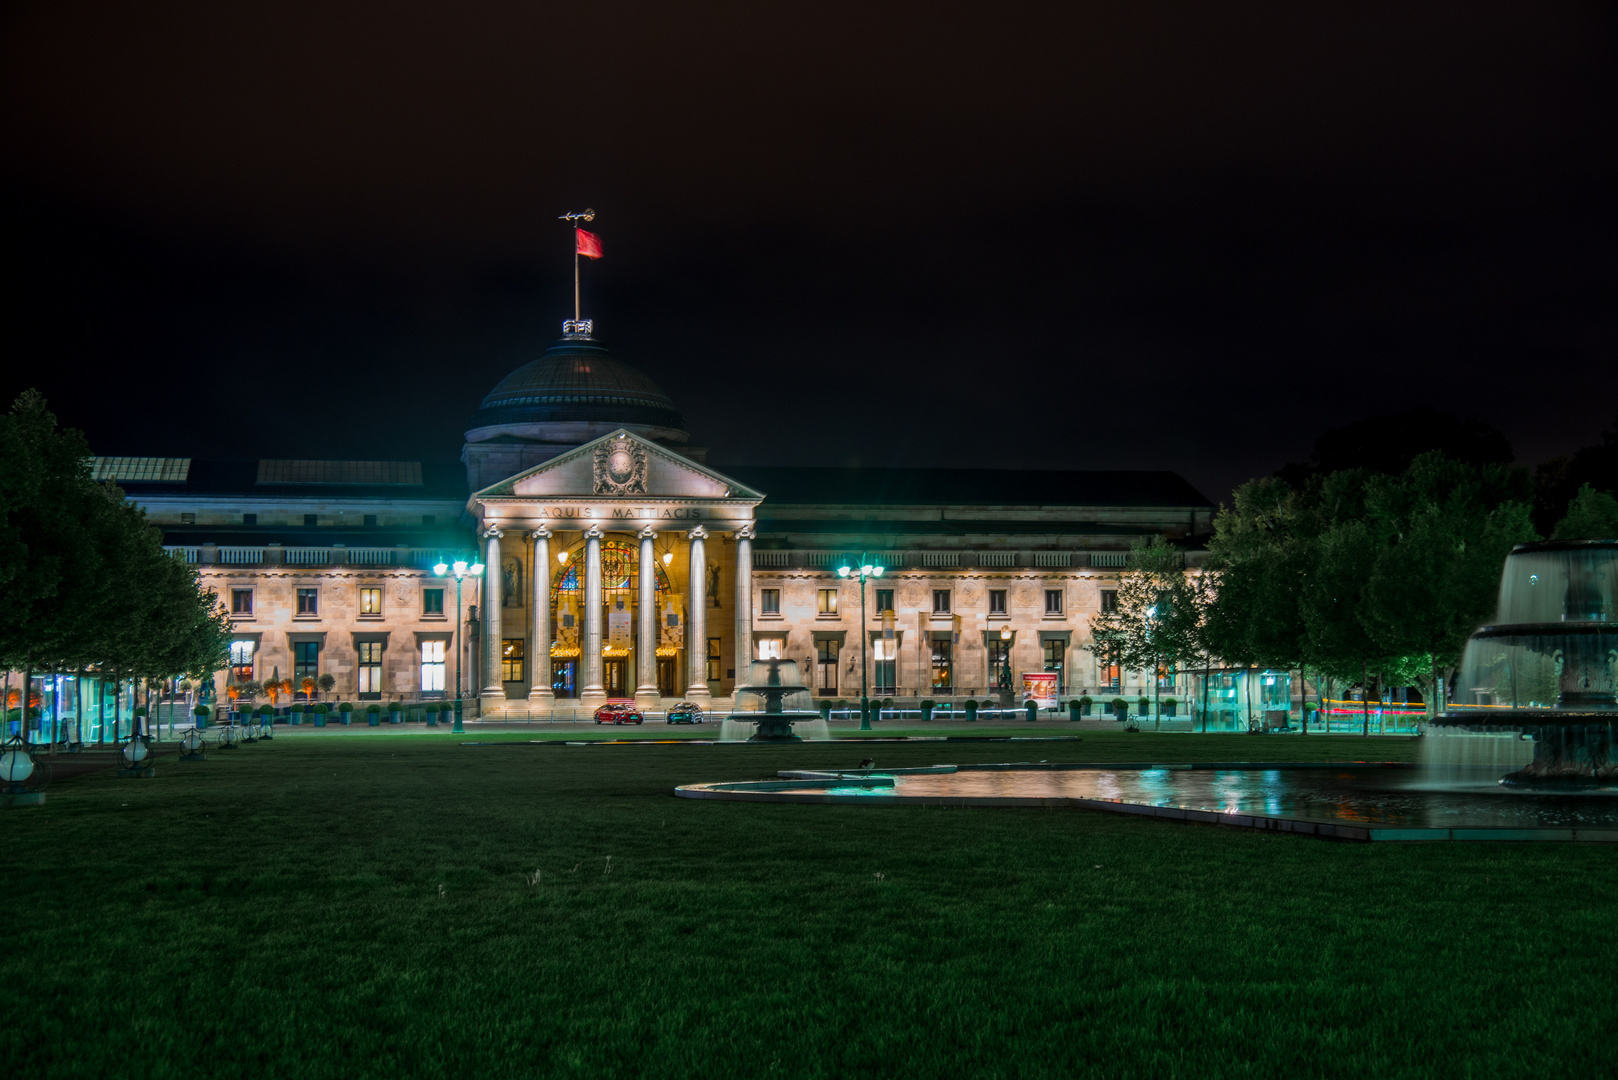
[502,557,523,607]
[707,561,722,608]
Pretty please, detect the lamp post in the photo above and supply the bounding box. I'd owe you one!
[836,553,885,730]
[434,555,485,734]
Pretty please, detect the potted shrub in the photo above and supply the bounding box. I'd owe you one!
[920,698,935,722]
[258,703,275,738]
[388,701,402,724]
[338,701,354,725]
[1079,694,1094,717]
[367,703,381,726]
[1162,696,1178,718]
[311,703,327,727]
[1304,701,1320,729]
[1111,696,1127,721]
[965,699,978,723]
[193,704,210,730]
[132,704,148,737]
[426,703,440,726]
[1024,699,1038,722]
[1067,699,1082,722]
[289,703,304,725]
[1138,695,1151,718]
[818,700,831,721]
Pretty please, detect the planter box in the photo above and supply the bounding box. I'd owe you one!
[368,713,380,726]
[1163,703,1177,717]
[389,711,401,724]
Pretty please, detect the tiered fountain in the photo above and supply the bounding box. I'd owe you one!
[721,659,826,743]
[1437,539,1618,788]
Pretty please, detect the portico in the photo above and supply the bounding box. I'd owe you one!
[469,429,763,715]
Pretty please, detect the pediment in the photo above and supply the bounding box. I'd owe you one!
[472,429,763,502]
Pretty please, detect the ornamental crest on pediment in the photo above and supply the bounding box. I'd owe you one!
[593,436,648,495]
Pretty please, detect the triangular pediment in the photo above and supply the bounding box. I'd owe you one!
[471,429,764,502]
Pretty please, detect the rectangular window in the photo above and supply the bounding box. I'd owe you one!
[242,513,257,525]
[180,513,195,525]
[502,638,525,682]
[987,639,1010,689]
[989,589,1007,615]
[817,639,839,694]
[930,639,952,691]
[874,637,897,692]
[304,514,318,527]
[1045,589,1063,614]
[230,588,253,616]
[932,589,951,614]
[818,588,838,615]
[1044,640,1066,692]
[760,588,780,615]
[360,587,382,616]
[756,638,782,660]
[420,640,446,692]
[423,588,445,616]
[363,514,378,527]
[296,588,318,616]
[874,588,893,613]
[229,640,255,684]
[358,641,383,697]
[1103,662,1120,690]
[1099,589,1118,614]
[293,641,319,689]
[706,637,722,683]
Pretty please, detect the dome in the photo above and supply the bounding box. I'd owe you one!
[469,336,687,435]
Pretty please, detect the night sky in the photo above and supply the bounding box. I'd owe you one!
[3,2,1615,504]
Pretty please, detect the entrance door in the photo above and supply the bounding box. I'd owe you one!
[552,659,577,698]
[657,657,679,697]
[604,658,629,697]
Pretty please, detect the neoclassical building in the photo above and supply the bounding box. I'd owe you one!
[116,324,1213,715]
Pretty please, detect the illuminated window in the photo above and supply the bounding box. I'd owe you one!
[1044,639,1065,692]
[706,637,721,682]
[423,589,444,616]
[988,639,1010,689]
[180,513,195,525]
[930,639,952,690]
[296,588,318,616]
[231,588,253,615]
[1045,589,1063,614]
[756,638,782,660]
[874,636,897,692]
[1099,590,1118,614]
[360,587,382,616]
[502,638,525,682]
[760,588,780,615]
[989,589,1007,614]
[932,590,951,614]
[358,641,383,697]
[229,640,255,683]
[420,640,446,691]
[818,589,838,615]
[817,639,839,693]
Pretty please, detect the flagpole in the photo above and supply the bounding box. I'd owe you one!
[559,209,595,331]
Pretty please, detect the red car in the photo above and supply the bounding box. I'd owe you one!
[593,702,644,725]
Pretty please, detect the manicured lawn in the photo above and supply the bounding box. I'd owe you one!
[7,732,1614,1078]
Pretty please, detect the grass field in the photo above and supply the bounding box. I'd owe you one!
[8,731,1615,1078]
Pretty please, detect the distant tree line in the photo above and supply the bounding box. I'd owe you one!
[1091,410,1618,732]
[0,390,231,732]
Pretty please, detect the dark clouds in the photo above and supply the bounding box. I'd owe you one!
[3,2,1615,500]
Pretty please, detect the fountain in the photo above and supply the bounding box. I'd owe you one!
[722,659,825,743]
[1437,539,1618,788]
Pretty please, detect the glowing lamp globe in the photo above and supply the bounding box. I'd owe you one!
[0,749,35,785]
[433,562,449,576]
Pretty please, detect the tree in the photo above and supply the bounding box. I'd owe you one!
[1359,452,1537,721]
[1084,537,1198,729]
[1551,484,1618,540]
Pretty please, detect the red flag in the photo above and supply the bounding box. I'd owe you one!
[575,228,603,259]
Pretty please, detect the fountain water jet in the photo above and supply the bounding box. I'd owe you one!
[1437,539,1618,788]
[723,659,825,742]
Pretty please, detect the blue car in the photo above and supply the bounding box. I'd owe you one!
[666,701,704,724]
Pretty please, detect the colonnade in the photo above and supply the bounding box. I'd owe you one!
[480,519,753,712]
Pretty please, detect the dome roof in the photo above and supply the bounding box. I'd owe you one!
[469,336,686,435]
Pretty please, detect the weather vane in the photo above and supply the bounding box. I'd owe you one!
[560,209,602,337]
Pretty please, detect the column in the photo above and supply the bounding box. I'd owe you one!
[734,523,755,684]
[580,524,606,708]
[527,526,554,713]
[480,526,505,705]
[686,526,710,704]
[635,526,659,709]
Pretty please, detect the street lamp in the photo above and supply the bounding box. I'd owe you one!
[434,555,485,733]
[999,624,1013,709]
[836,553,885,730]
